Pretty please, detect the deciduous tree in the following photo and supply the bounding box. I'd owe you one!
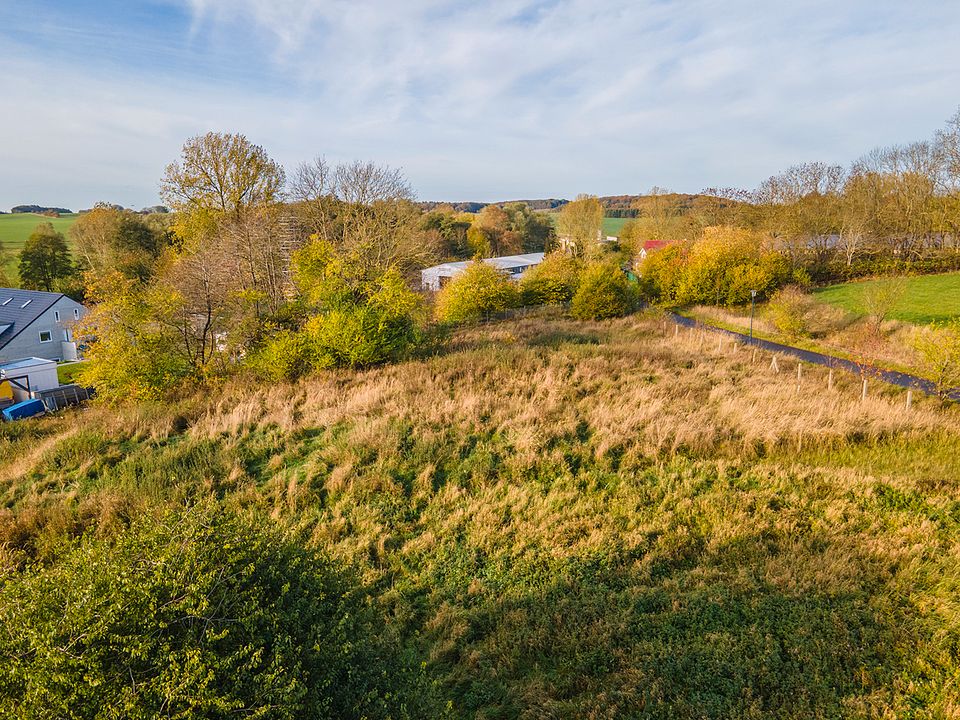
[556,194,603,258]
[18,222,74,291]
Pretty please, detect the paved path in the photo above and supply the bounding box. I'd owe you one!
[666,312,960,402]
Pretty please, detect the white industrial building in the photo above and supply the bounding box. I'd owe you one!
[421,252,545,291]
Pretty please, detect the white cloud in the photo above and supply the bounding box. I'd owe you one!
[1,0,959,209]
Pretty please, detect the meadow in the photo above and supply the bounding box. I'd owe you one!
[540,211,632,238]
[814,271,960,324]
[0,212,79,279]
[2,309,960,717]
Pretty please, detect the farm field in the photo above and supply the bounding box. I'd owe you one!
[814,272,960,324]
[541,211,632,237]
[0,213,80,281]
[602,215,631,235]
[4,310,960,717]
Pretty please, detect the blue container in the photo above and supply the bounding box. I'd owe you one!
[2,398,45,422]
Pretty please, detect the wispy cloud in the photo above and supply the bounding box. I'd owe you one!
[1,0,959,209]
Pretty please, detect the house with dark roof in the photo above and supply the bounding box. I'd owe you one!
[0,289,87,364]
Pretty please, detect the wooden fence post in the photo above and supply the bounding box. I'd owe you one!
[906,389,913,410]
[828,368,834,390]
[861,378,868,402]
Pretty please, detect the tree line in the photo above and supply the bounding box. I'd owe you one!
[64,133,567,399]
[625,109,960,288]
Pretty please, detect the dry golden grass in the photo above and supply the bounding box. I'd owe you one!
[2,308,960,718]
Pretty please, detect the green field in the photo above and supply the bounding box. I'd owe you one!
[814,272,960,324]
[540,212,632,237]
[0,213,79,281]
[602,216,631,236]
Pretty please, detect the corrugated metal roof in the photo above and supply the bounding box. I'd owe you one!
[423,252,545,275]
[0,288,65,350]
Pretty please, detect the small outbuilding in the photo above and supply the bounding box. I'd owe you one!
[421,252,545,291]
[0,357,60,404]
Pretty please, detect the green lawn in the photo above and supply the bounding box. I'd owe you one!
[813,272,960,324]
[56,361,89,385]
[0,213,80,282]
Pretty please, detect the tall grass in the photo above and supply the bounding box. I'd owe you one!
[1,310,959,717]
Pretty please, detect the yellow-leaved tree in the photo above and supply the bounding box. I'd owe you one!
[556,195,603,258]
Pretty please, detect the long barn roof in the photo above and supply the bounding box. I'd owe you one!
[423,252,545,275]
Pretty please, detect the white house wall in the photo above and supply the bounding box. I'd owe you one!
[0,297,86,364]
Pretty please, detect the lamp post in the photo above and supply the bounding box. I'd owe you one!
[749,290,757,345]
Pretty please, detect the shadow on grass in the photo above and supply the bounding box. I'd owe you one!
[428,534,921,719]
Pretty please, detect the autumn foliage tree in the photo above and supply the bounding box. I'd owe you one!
[556,194,604,258]
[570,262,637,320]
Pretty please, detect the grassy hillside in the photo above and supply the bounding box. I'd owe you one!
[2,310,960,717]
[0,213,79,280]
[814,272,960,324]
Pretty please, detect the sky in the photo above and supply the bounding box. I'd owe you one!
[1,0,960,210]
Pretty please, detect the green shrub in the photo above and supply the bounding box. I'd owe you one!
[307,269,423,369]
[246,329,318,382]
[569,262,636,320]
[520,253,581,305]
[767,286,815,338]
[435,261,520,323]
[0,503,424,719]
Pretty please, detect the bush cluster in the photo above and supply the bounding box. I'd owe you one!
[640,227,795,306]
[247,242,425,380]
[767,285,816,338]
[435,254,637,324]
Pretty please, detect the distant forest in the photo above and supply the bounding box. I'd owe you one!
[10,205,73,214]
[418,193,740,217]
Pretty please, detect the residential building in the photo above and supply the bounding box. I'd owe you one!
[0,288,86,364]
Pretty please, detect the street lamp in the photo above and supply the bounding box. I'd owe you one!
[749,290,757,344]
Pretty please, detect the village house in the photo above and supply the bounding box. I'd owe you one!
[0,288,87,364]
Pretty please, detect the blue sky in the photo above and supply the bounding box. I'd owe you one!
[2,0,960,209]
